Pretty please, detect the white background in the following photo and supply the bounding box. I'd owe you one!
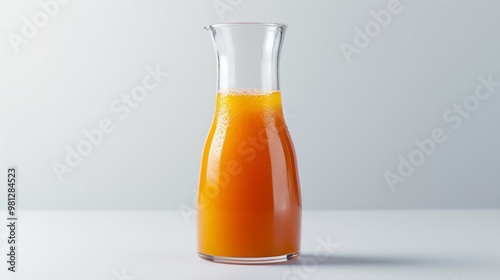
[1,0,500,211]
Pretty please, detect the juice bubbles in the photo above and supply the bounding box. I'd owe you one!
[197,90,301,261]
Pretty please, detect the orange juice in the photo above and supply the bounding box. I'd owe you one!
[197,90,301,259]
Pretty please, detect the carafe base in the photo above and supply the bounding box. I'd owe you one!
[198,251,300,265]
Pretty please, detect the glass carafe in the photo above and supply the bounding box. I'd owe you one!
[197,23,301,264]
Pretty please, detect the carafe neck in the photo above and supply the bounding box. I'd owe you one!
[205,23,287,93]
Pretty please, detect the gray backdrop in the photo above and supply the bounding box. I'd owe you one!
[1,0,499,210]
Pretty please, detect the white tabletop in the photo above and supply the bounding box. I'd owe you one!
[0,210,499,280]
